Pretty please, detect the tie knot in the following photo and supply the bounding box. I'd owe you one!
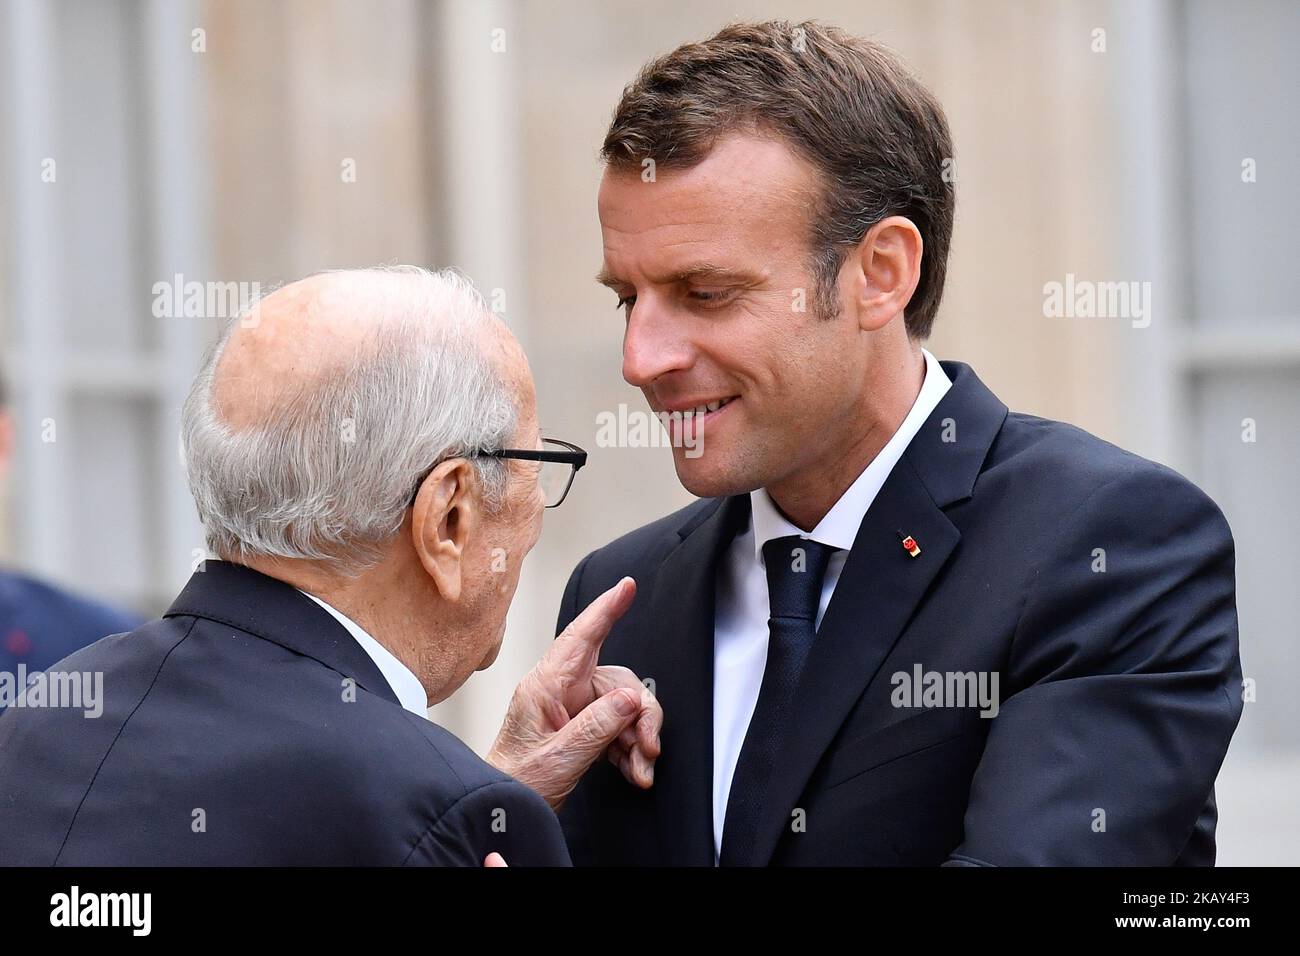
[762,536,837,622]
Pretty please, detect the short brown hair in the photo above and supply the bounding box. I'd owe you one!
[602,20,954,339]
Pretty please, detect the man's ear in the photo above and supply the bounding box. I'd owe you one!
[411,458,480,602]
[849,215,924,334]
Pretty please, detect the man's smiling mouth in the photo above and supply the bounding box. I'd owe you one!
[659,395,738,419]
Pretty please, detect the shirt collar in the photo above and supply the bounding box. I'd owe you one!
[749,347,953,559]
[297,589,429,719]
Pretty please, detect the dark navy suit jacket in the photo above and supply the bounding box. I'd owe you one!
[0,568,143,705]
[0,561,570,866]
[556,361,1244,866]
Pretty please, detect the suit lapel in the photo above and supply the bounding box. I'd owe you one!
[640,496,749,865]
[745,361,1008,865]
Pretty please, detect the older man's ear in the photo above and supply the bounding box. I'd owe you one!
[411,458,479,602]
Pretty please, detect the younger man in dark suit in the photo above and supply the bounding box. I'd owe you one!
[560,21,1242,866]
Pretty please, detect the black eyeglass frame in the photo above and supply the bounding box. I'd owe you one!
[408,438,588,508]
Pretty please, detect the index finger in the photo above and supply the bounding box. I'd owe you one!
[545,577,636,683]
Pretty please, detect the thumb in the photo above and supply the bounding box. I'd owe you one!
[550,688,640,768]
[484,852,508,867]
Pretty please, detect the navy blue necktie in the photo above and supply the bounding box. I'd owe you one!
[720,535,837,866]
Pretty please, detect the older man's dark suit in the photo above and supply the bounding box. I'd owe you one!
[556,361,1243,866]
[0,561,570,866]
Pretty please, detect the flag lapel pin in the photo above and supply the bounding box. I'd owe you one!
[897,530,921,558]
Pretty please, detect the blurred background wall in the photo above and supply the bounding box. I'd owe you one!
[1,0,1295,863]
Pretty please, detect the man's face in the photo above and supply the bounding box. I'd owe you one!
[597,133,868,499]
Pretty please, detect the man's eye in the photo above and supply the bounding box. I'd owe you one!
[689,289,733,306]
[616,295,637,314]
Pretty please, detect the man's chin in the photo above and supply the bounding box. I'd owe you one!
[671,449,760,500]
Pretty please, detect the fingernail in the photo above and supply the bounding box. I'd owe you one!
[615,691,637,716]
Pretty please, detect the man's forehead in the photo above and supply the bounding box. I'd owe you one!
[596,134,815,283]
[598,133,813,218]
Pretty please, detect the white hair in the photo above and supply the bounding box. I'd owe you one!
[180,265,517,574]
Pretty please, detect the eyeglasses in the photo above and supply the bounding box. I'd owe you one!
[488,438,588,508]
[409,438,588,509]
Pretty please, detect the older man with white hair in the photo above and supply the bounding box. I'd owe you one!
[0,266,660,866]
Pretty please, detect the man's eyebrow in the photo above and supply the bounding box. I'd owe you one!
[665,264,762,285]
[595,264,763,288]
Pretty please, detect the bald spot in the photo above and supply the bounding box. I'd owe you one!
[211,271,528,432]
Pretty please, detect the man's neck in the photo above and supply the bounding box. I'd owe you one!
[765,348,925,531]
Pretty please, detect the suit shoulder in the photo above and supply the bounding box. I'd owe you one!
[272,691,505,800]
[400,714,517,796]
[260,699,538,848]
[378,712,560,819]
[988,412,1229,532]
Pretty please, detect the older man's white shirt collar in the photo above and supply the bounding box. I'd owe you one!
[297,589,429,719]
[749,348,952,557]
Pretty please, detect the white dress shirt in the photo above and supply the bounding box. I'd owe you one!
[711,348,952,860]
[298,590,429,720]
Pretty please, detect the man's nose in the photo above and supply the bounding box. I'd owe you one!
[622,301,693,388]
